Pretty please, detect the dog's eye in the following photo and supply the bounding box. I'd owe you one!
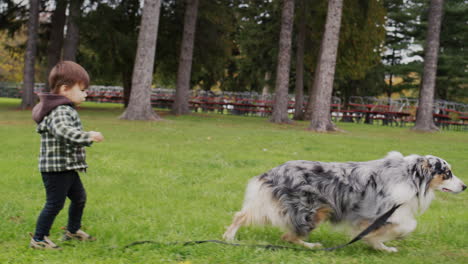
[444,171,452,180]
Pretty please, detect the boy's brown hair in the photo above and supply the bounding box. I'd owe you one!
[49,61,90,94]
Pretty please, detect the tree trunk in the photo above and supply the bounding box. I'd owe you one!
[307,0,344,132]
[262,71,271,99]
[45,0,67,91]
[304,44,323,121]
[172,0,199,115]
[62,0,82,61]
[270,0,294,124]
[387,72,393,98]
[385,48,396,98]
[261,71,271,116]
[21,0,39,109]
[122,69,132,107]
[120,0,162,121]
[412,0,443,132]
[293,0,306,121]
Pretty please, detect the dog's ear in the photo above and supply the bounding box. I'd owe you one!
[414,157,436,197]
[421,157,432,170]
[413,157,432,179]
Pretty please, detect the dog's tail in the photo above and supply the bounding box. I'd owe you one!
[240,177,290,230]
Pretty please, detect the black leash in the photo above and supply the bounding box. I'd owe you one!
[123,204,402,252]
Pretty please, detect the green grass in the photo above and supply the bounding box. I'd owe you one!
[0,97,467,264]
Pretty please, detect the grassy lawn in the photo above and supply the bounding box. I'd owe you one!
[0,97,467,264]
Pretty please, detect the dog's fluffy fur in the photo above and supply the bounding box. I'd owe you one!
[223,152,466,252]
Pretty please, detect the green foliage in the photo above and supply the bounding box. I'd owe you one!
[78,0,140,87]
[1,0,465,104]
[379,0,425,97]
[337,0,386,81]
[153,0,184,88]
[334,0,386,102]
[0,0,27,37]
[192,0,237,90]
[301,0,328,93]
[220,0,282,92]
[155,0,237,90]
[0,32,24,82]
[436,0,468,102]
[1,98,468,263]
[389,0,468,102]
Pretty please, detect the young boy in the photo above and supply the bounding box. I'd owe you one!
[30,61,104,250]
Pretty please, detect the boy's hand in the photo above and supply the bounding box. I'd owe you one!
[89,131,104,142]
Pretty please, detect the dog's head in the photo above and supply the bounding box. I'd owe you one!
[422,155,466,194]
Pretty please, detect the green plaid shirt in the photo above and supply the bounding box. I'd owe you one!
[37,105,93,172]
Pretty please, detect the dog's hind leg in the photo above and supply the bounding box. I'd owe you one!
[281,207,331,249]
[223,211,247,241]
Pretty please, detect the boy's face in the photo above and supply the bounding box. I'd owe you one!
[59,83,87,105]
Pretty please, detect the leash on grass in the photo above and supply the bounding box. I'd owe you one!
[123,204,401,252]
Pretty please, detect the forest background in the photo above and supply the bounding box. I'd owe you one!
[1,0,466,105]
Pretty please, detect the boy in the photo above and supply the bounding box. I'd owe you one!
[30,61,104,250]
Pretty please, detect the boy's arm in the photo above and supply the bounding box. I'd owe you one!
[47,107,93,146]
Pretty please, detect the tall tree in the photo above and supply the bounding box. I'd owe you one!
[270,0,294,124]
[413,0,444,132]
[62,0,83,61]
[120,0,161,120]
[307,0,343,132]
[21,0,39,109]
[172,0,200,115]
[293,0,306,120]
[45,0,67,90]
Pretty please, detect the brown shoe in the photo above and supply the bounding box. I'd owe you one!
[62,229,96,241]
[29,233,62,250]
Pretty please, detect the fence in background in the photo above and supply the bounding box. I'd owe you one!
[1,82,466,131]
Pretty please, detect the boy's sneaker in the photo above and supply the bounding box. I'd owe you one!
[29,233,62,250]
[62,229,96,241]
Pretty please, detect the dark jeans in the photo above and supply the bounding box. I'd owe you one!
[34,170,87,240]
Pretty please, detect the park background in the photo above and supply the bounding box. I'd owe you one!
[1,0,467,131]
[1,0,467,263]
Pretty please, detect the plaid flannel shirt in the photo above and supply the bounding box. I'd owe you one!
[37,105,93,172]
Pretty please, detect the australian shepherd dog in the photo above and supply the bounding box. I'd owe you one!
[223,152,466,252]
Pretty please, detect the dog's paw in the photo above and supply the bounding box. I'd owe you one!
[369,242,399,253]
[303,242,322,249]
[374,243,398,253]
[382,246,398,253]
[222,232,235,241]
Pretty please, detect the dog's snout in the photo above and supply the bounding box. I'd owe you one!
[462,185,467,191]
